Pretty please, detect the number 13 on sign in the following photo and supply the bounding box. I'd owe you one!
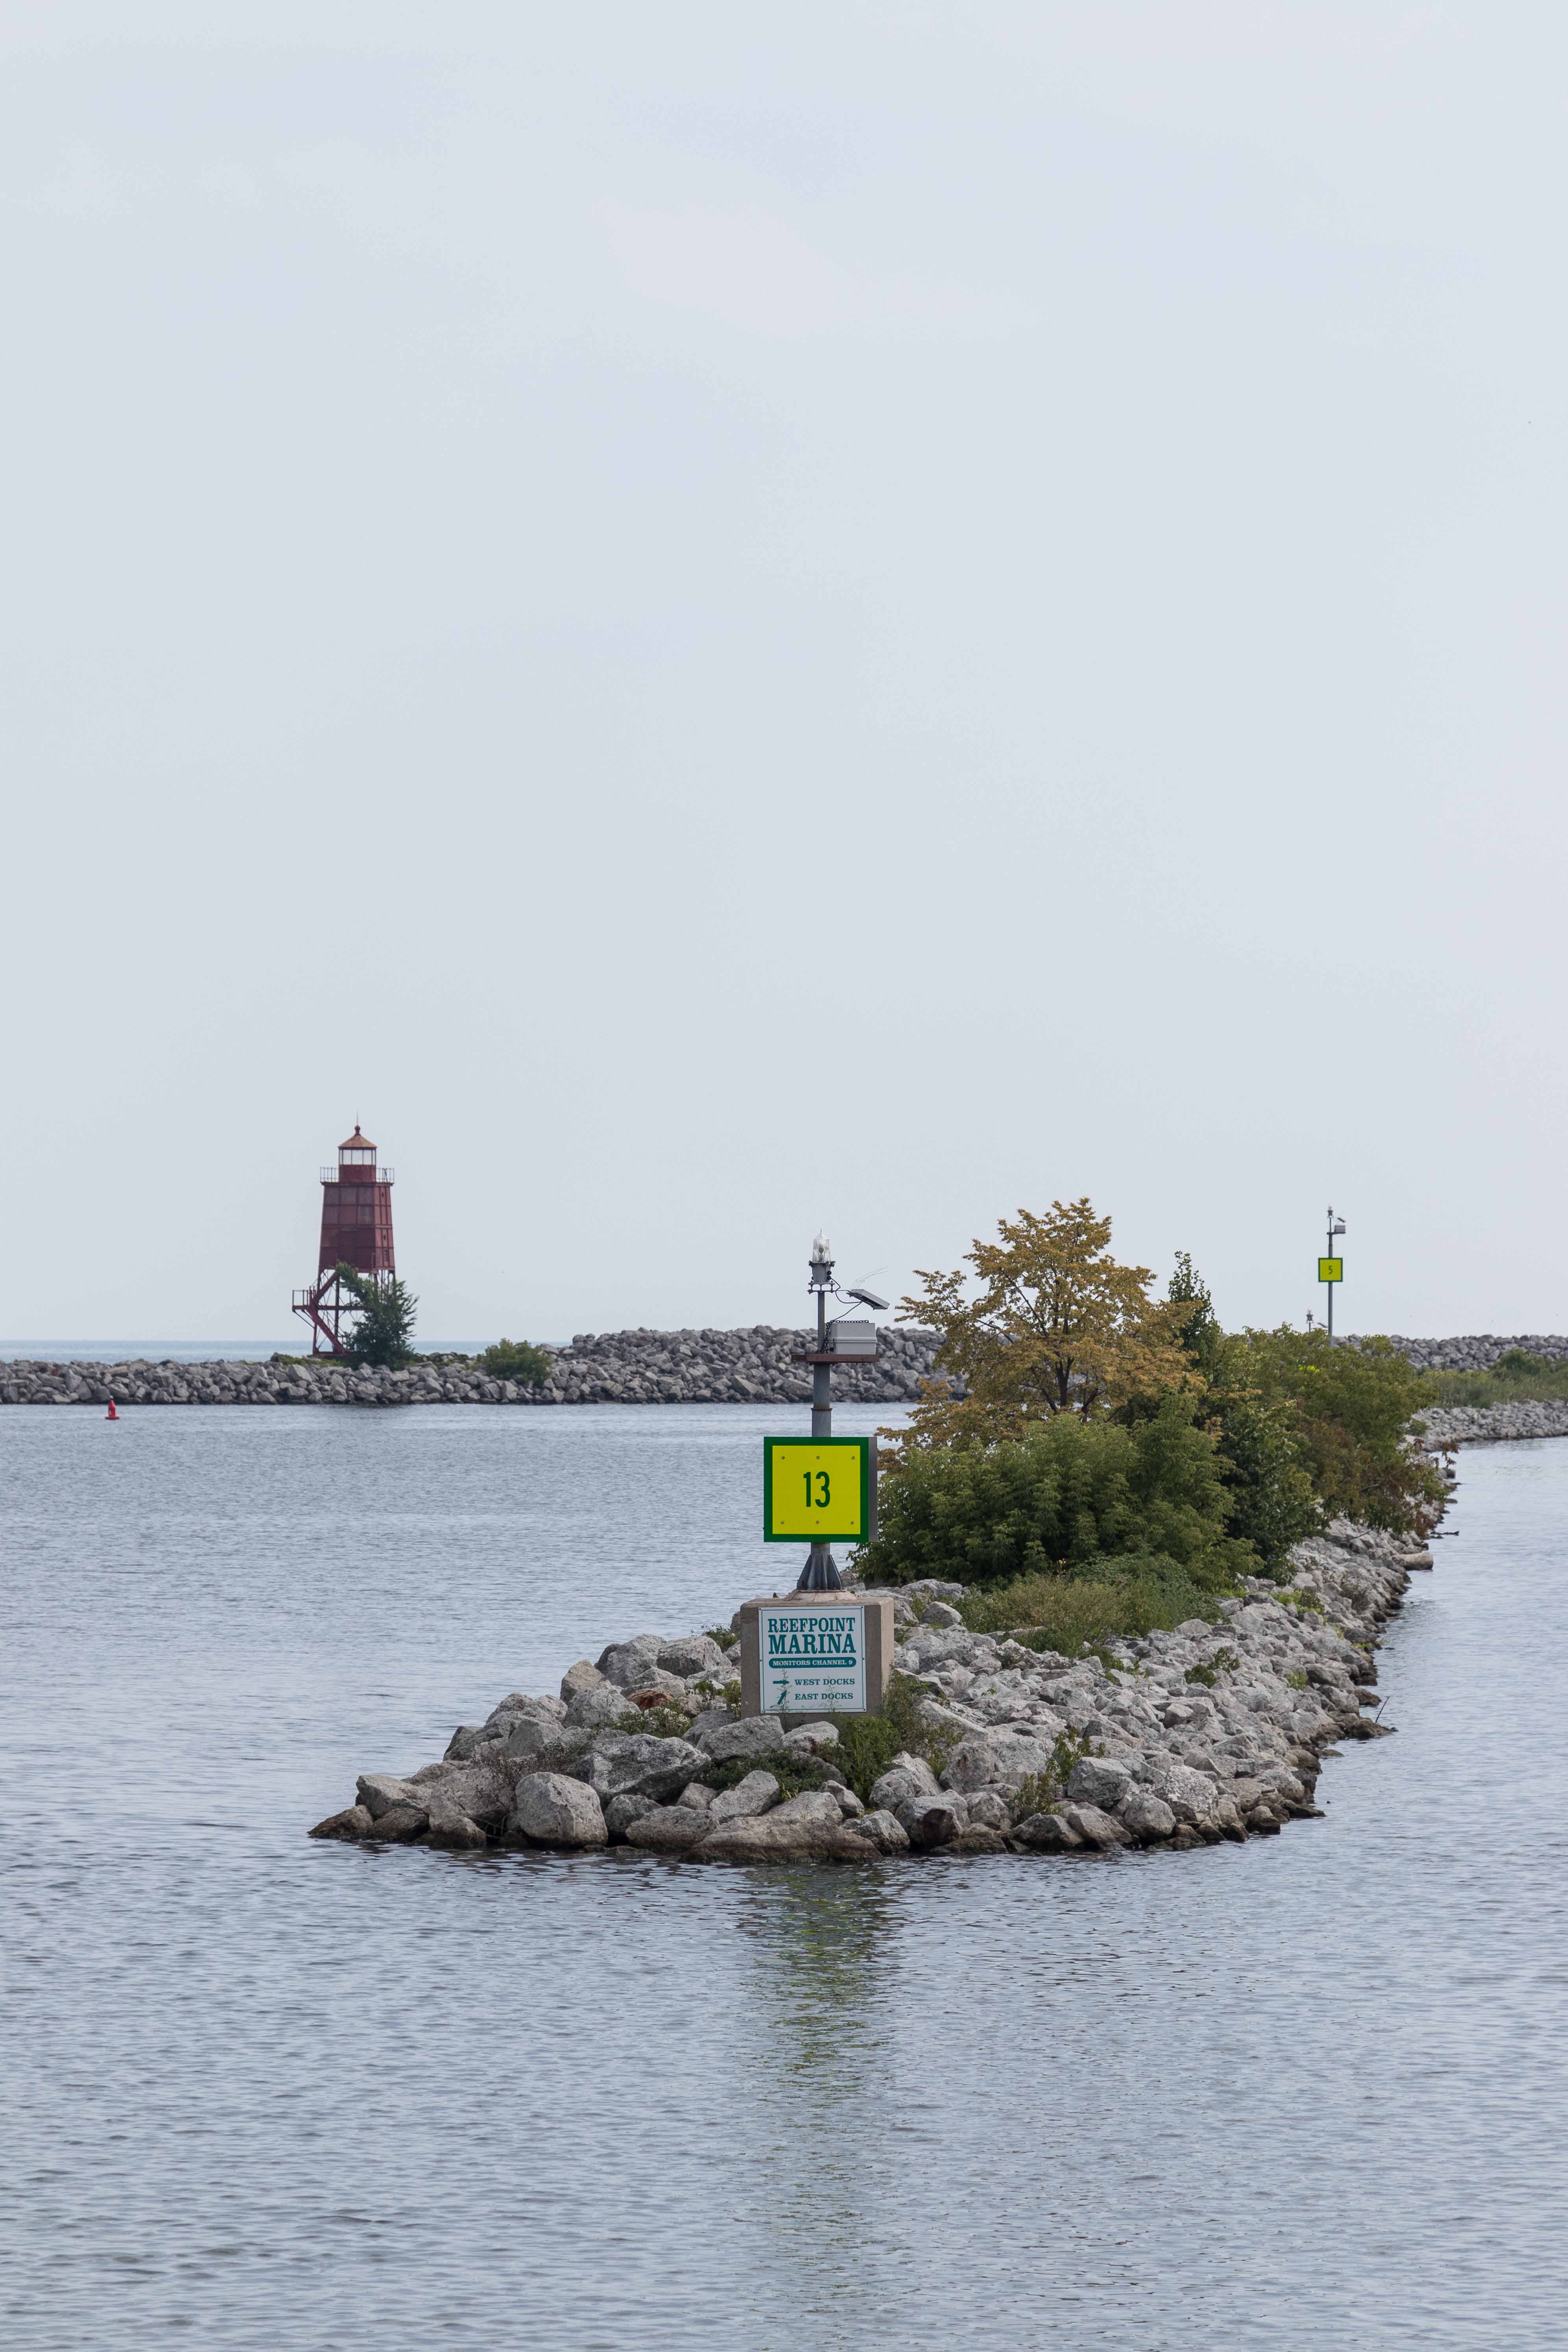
[762,1436,872,1541]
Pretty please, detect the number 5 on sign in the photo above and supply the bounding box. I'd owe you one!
[763,1436,872,1541]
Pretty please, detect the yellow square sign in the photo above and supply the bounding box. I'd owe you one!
[1318,1256,1343,1283]
[763,1436,870,1542]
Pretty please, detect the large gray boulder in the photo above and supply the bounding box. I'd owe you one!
[603,1793,658,1841]
[485,1691,565,1731]
[617,1667,690,1704]
[583,1733,707,1804]
[624,1805,714,1852]
[698,1715,788,1764]
[511,1772,608,1847]
[427,1809,487,1850]
[869,1753,939,1811]
[1067,1756,1134,1813]
[901,1626,978,1670]
[504,1713,571,1762]
[944,1726,1064,1794]
[844,1808,910,1854]
[769,1790,846,1834]
[309,1804,373,1840]
[1014,1810,1083,1851]
[1141,1760,1222,1826]
[1119,1790,1177,1842]
[357,1772,422,1820]
[566,1682,639,1730]
[531,1727,596,1778]
[657,1634,729,1679]
[694,1804,872,1862]
[1256,1765,1309,1809]
[597,1635,666,1691]
[896,1791,968,1849]
[365,1803,427,1842]
[685,1708,735,1742]
[404,1758,511,1831]
[709,1770,781,1822]
[560,1660,604,1702]
[1061,1802,1131,1849]
[782,1722,839,1756]
[918,1601,965,1628]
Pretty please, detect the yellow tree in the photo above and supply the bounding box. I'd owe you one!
[894,1198,1198,1453]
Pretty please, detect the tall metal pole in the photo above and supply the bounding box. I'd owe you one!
[1325,1206,1335,1347]
[799,1237,841,1591]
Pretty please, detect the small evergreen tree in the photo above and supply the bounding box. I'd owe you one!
[335,1263,418,1368]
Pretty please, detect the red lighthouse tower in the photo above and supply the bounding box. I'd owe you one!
[291,1125,397,1357]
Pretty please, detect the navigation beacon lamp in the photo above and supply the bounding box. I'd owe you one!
[291,1125,397,1357]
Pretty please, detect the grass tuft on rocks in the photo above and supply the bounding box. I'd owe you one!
[956,1560,1228,1654]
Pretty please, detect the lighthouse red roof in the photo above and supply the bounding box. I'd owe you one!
[338,1125,375,1151]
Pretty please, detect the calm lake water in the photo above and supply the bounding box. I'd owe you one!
[3,1405,1566,2350]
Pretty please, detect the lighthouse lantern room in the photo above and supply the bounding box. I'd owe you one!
[291,1126,397,1357]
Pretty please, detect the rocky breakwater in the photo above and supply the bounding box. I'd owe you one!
[1362,1332,1568,1372]
[0,1325,945,1408]
[310,1520,1423,1863]
[509,1323,942,1406]
[1418,1399,1568,1446]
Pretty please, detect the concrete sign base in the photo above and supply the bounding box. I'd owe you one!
[738,1591,896,1723]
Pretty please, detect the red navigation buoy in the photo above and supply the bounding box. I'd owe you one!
[105,1399,119,1420]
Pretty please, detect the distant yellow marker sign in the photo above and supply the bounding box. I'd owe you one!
[1318,1257,1343,1283]
[763,1436,871,1542]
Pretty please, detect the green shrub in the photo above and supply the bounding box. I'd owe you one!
[959,1562,1227,1652]
[830,1672,961,1803]
[1227,1329,1443,1536]
[1011,1732,1098,1818]
[697,1751,835,1804]
[480,1338,552,1386]
[1209,1393,1321,1568]
[1186,1647,1238,1686]
[1430,1357,1568,1406]
[1164,1264,1439,1549]
[858,1396,1249,1590]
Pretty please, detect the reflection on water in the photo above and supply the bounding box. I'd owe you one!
[3,1407,1567,2349]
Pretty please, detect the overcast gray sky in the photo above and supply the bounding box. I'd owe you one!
[3,4,1564,1343]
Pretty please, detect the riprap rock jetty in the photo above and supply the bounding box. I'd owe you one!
[310,1519,1423,1863]
[0,1325,943,1408]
